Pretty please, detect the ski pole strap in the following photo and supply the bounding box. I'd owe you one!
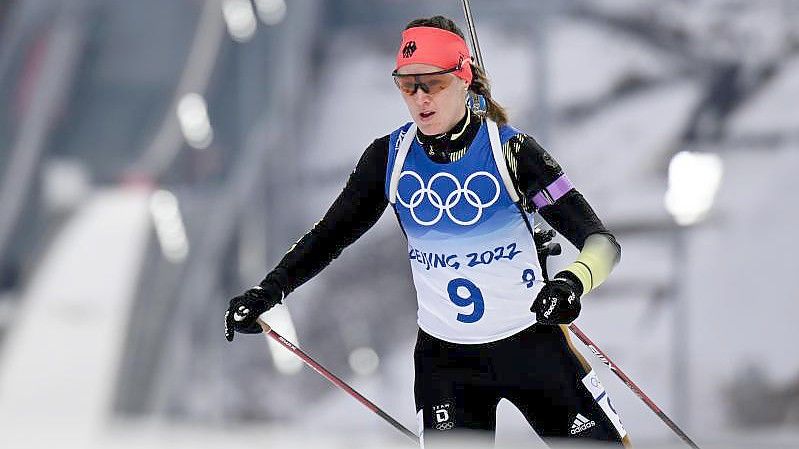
[531,174,574,209]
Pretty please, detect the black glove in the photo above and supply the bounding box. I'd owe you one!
[225,282,283,341]
[531,272,583,325]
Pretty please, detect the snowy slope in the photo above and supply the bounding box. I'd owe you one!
[0,187,151,444]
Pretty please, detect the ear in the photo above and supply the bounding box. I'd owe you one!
[461,78,470,95]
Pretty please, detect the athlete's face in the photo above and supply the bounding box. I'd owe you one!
[395,63,469,135]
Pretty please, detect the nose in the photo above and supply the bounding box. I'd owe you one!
[412,89,431,105]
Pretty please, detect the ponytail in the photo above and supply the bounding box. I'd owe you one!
[468,63,508,126]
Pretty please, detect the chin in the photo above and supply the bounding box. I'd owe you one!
[417,122,443,135]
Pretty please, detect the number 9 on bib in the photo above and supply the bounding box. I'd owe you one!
[447,278,485,323]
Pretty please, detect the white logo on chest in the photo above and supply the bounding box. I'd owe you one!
[397,170,500,226]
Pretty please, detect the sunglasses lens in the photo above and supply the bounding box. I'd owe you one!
[394,77,418,95]
[418,74,453,94]
[393,73,455,95]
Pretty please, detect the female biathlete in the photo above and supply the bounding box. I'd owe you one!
[225,15,630,447]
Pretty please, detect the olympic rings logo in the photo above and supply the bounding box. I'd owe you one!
[396,170,500,226]
[436,422,455,431]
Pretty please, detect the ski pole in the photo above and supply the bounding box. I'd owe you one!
[459,1,702,443]
[257,317,419,445]
[535,238,700,448]
[567,323,701,449]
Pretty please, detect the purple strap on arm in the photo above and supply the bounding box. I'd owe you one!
[531,174,574,209]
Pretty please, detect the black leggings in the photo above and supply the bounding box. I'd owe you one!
[414,324,628,447]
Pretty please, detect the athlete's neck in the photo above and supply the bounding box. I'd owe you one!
[417,109,482,158]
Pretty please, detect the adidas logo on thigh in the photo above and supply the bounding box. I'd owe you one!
[570,413,596,435]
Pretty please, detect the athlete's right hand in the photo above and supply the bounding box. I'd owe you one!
[225,283,283,342]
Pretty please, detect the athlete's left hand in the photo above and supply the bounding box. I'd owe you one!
[531,272,583,325]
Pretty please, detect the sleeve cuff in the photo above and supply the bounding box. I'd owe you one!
[554,269,585,298]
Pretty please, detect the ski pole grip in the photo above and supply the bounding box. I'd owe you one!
[256,315,272,333]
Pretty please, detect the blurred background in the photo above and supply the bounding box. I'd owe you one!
[0,0,798,447]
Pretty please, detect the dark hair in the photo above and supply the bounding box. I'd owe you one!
[405,16,509,126]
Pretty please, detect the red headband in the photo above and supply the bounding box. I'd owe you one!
[395,27,473,84]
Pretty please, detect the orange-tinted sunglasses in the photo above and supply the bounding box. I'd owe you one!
[391,65,460,96]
